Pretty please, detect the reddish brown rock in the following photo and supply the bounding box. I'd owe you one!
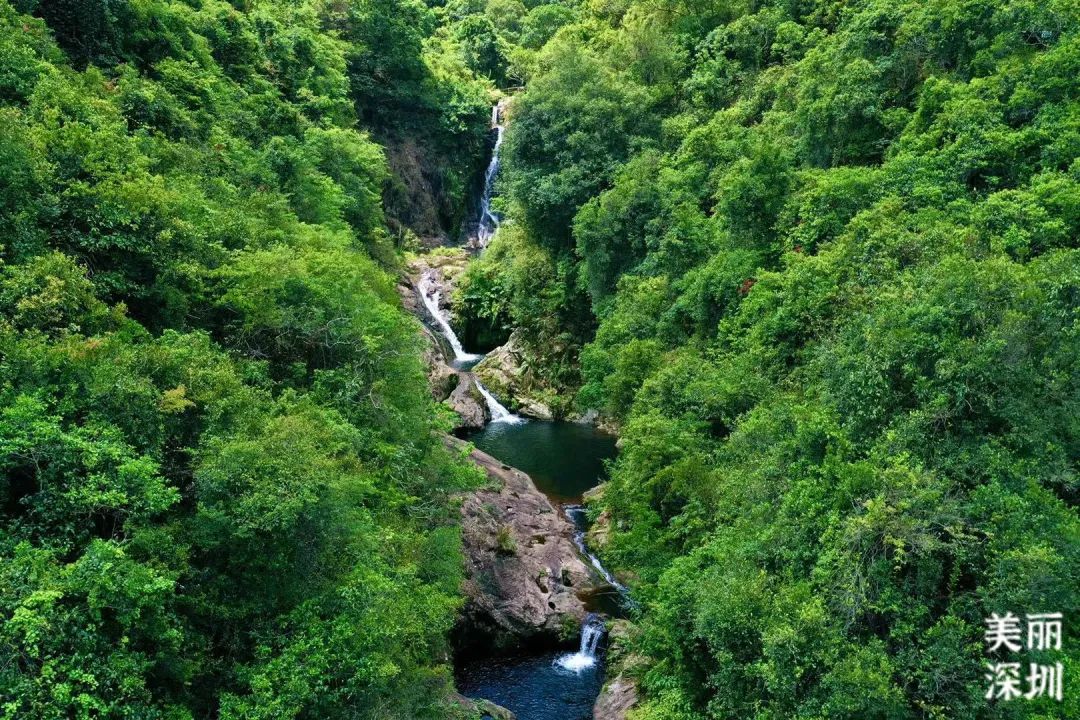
[454,440,595,653]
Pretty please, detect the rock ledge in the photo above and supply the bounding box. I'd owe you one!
[453,439,595,654]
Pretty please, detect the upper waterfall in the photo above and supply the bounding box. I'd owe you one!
[475,98,508,249]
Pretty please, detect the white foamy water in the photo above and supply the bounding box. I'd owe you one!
[475,379,524,424]
[556,614,604,673]
[475,99,508,248]
[418,269,481,364]
[417,265,523,424]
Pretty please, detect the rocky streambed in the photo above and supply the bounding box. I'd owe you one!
[401,251,640,720]
[399,98,638,719]
[452,438,593,654]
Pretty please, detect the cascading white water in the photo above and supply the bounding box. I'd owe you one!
[554,505,637,674]
[556,613,605,672]
[475,380,523,424]
[563,505,630,598]
[415,100,525,424]
[475,100,507,249]
[418,269,480,364]
[417,267,524,424]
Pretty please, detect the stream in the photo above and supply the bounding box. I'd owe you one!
[419,100,625,720]
[457,421,618,720]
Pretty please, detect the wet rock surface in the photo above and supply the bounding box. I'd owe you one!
[453,439,595,654]
[449,374,490,430]
[592,620,641,720]
[473,330,555,420]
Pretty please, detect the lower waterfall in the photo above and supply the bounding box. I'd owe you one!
[556,614,606,673]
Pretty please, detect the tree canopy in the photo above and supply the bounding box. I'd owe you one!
[0,0,488,716]
[458,0,1080,717]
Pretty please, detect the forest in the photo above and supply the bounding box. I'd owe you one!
[1,0,1078,719]
[0,0,492,716]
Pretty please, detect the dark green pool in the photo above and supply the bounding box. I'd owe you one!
[466,420,617,503]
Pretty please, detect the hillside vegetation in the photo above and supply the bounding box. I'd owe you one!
[0,0,494,717]
[458,0,1080,718]
[2,0,1078,717]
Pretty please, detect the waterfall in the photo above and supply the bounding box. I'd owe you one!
[475,100,507,249]
[564,505,631,599]
[475,380,524,424]
[417,268,524,424]
[418,269,481,365]
[556,614,605,672]
[416,100,525,424]
[554,505,636,674]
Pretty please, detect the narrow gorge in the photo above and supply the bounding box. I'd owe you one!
[404,101,635,720]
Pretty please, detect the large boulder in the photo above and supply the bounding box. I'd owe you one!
[447,374,490,430]
[454,441,595,654]
[473,331,555,420]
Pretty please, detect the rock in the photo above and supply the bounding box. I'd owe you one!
[403,258,487,428]
[476,698,516,720]
[397,281,421,315]
[453,439,595,654]
[447,374,489,430]
[474,331,556,421]
[593,620,641,720]
[450,693,516,720]
[406,250,473,341]
[408,250,471,300]
[586,510,612,552]
[572,408,601,425]
[582,484,605,504]
[593,674,638,720]
[415,324,459,402]
[429,356,460,402]
[382,138,460,247]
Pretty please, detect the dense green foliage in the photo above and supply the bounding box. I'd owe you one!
[0,0,491,717]
[4,0,1078,716]
[461,0,1080,717]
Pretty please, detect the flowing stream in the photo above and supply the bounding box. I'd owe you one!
[459,421,622,719]
[419,272,522,423]
[419,98,522,424]
[428,103,623,717]
[565,506,630,599]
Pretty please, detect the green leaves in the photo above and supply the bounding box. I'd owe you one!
[0,0,480,716]
[470,1,1080,717]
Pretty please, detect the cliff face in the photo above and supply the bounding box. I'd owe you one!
[382,133,487,247]
[452,441,596,655]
